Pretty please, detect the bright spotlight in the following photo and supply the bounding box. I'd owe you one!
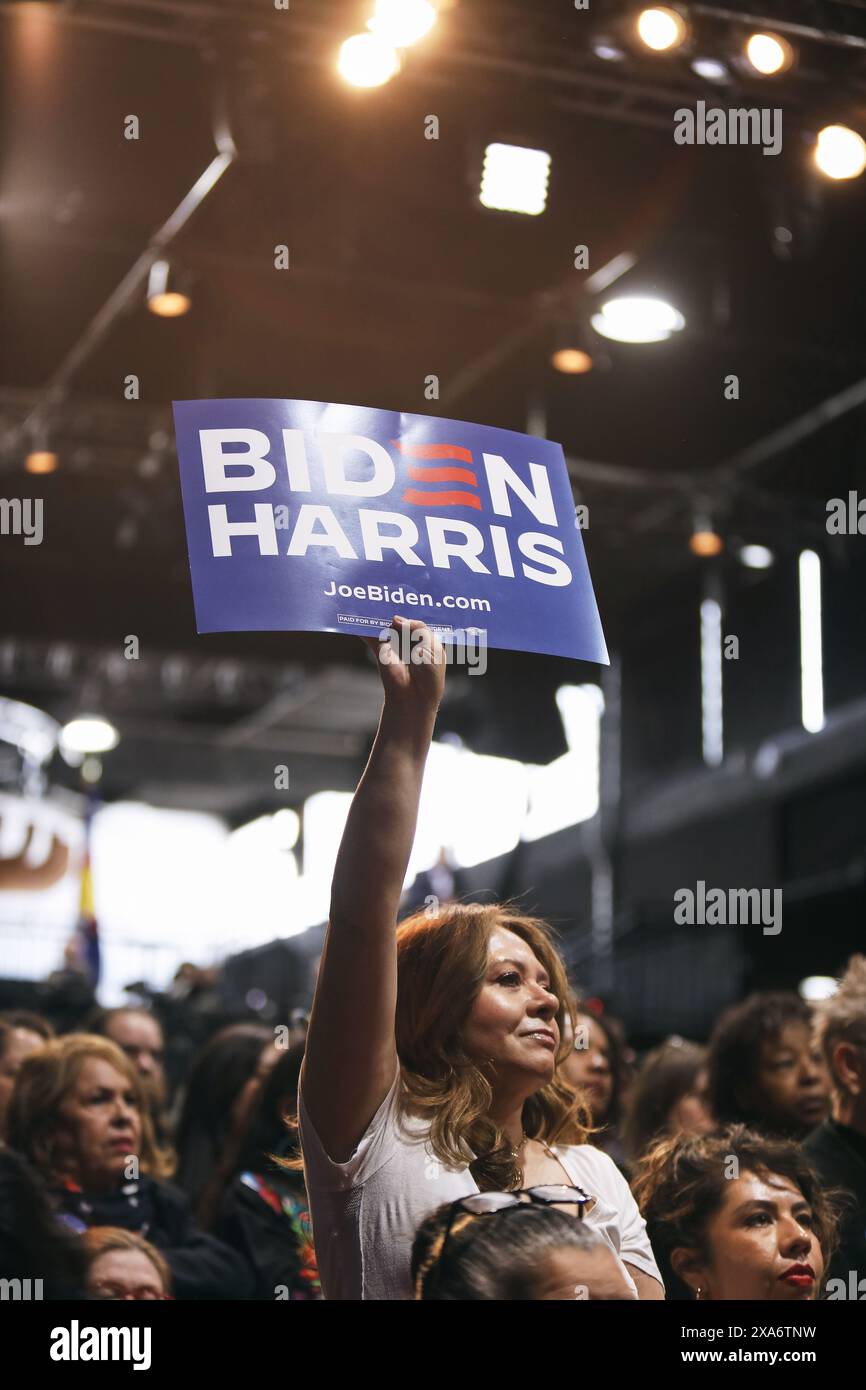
[814,125,866,180]
[799,975,838,1002]
[368,0,437,48]
[480,143,551,216]
[691,57,730,83]
[799,550,824,733]
[61,716,119,755]
[636,8,687,52]
[745,32,793,75]
[591,295,684,343]
[338,33,401,88]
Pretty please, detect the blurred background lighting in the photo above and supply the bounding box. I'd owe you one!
[24,450,58,474]
[338,32,401,87]
[636,7,687,52]
[146,260,191,317]
[480,143,551,215]
[745,32,793,75]
[814,125,866,180]
[799,975,838,1002]
[738,543,775,569]
[60,716,119,755]
[551,347,593,374]
[367,0,437,48]
[591,295,684,343]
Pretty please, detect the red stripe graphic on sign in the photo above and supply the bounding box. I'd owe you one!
[402,489,482,509]
[391,441,474,464]
[407,465,478,485]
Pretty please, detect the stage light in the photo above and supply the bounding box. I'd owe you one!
[147,260,191,317]
[636,8,687,52]
[551,347,593,374]
[738,543,774,569]
[479,143,551,216]
[25,450,58,474]
[814,125,866,180]
[691,57,730,83]
[690,513,723,557]
[338,32,401,88]
[799,975,838,1002]
[700,598,723,766]
[61,716,119,755]
[590,295,684,343]
[367,0,437,48]
[799,549,824,733]
[745,32,793,76]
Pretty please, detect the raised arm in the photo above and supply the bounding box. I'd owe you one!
[301,619,445,1162]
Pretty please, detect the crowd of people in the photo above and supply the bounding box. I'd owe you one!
[1,622,864,1301]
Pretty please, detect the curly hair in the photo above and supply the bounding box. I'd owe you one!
[632,1125,839,1299]
[393,903,590,1191]
[7,1034,174,1182]
[706,991,813,1127]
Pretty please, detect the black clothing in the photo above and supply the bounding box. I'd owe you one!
[804,1118,866,1286]
[216,1140,320,1300]
[51,1174,254,1300]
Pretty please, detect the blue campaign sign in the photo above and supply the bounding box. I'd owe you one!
[172,398,608,664]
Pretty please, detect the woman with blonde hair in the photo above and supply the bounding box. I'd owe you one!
[82,1226,173,1300]
[298,619,663,1300]
[8,1034,253,1299]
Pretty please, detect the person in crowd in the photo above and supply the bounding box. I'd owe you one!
[175,1022,280,1229]
[82,1226,173,1300]
[561,1005,631,1173]
[706,991,830,1139]
[0,1146,87,1298]
[86,1006,171,1146]
[7,1033,253,1298]
[633,1125,837,1300]
[298,620,664,1300]
[804,955,866,1290]
[412,1192,639,1300]
[0,1009,53,1140]
[217,1042,320,1300]
[624,1036,713,1163]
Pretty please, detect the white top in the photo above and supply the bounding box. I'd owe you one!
[299,1066,663,1301]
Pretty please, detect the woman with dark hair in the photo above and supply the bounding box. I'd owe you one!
[8,1034,252,1299]
[624,1036,713,1163]
[298,621,663,1300]
[216,1043,320,1299]
[0,1009,53,1140]
[412,1195,638,1300]
[175,1022,277,1228]
[632,1125,838,1300]
[0,1147,86,1299]
[561,1006,631,1172]
[707,992,830,1138]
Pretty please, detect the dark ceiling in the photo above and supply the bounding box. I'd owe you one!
[2,0,866,813]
